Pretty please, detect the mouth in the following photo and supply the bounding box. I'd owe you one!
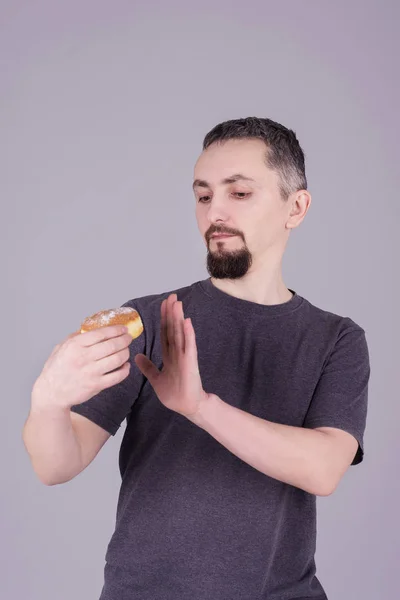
[210,234,236,239]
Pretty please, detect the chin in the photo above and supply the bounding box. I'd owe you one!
[206,247,252,279]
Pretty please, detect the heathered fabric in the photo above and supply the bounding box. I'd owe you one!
[71,277,370,600]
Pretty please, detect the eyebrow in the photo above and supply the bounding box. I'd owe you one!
[192,173,256,190]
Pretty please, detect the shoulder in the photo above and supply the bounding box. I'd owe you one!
[296,295,368,369]
[300,294,366,336]
[119,279,200,327]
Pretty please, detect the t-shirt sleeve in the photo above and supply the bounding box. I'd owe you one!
[303,320,370,466]
[70,301,147,435]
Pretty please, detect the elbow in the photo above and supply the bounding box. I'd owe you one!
[38,475,70,486]
[33,468,73,487]
[313,474,339,497]
[41,479,58,487]
[35,471,60,486]
[315,483,336,497]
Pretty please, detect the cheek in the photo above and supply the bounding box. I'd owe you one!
[243,206,272,241]
[195,205,208,235]
[195,203,202,221]
[255,206,289,248]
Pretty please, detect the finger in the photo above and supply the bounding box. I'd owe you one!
[160,299,170,361]
[173,301,185,354]
[79,325,128,347]
[166,294,177,355]
[134,354,161,386]
[184,318,199,370]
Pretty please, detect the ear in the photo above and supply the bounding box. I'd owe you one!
[286,190,312,230]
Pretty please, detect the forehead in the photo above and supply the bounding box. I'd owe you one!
[194,138,273,185]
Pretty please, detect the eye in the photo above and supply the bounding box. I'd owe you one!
[232,192,251,199]
[196,192,251,203]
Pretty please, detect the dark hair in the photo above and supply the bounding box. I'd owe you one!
[202,117,307,201]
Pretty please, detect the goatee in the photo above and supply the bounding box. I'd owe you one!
[206,245,252,279]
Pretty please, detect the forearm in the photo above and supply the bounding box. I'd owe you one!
[22,388,83,486]
[188,394,335,496]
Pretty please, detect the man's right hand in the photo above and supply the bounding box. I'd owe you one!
[32,326,134,410]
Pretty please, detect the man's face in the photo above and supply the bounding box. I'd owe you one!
[193,138,292,279]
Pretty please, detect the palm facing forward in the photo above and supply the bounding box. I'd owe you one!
[134,293,210,418]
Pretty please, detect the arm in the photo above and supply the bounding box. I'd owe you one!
[135,297,368,497]
[188,394,358,496]
[22,387,111,486]
[23,316,144,486]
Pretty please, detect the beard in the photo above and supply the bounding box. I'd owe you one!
[206,242,252,279]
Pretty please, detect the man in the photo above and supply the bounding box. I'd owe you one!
[24,117,370,599]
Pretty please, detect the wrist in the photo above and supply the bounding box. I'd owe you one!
[31,381,71,414]
[186,392,219,428]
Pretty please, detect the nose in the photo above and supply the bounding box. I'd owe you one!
[205,197,229,224]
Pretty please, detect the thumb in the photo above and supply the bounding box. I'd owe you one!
[134,354,161,384]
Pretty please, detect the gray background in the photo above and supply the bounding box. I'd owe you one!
[2,1,399,598]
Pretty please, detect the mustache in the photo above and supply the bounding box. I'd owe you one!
[206,226,243,241]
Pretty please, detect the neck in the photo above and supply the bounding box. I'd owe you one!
[210,265,293,307]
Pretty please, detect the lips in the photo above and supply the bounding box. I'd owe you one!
[211,234,235,239]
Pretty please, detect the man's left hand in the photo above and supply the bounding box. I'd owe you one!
[134,293,210,419]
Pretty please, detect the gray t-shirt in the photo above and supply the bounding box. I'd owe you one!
[71,277,370,600]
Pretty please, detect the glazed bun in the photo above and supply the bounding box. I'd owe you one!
[80,307,144,340]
